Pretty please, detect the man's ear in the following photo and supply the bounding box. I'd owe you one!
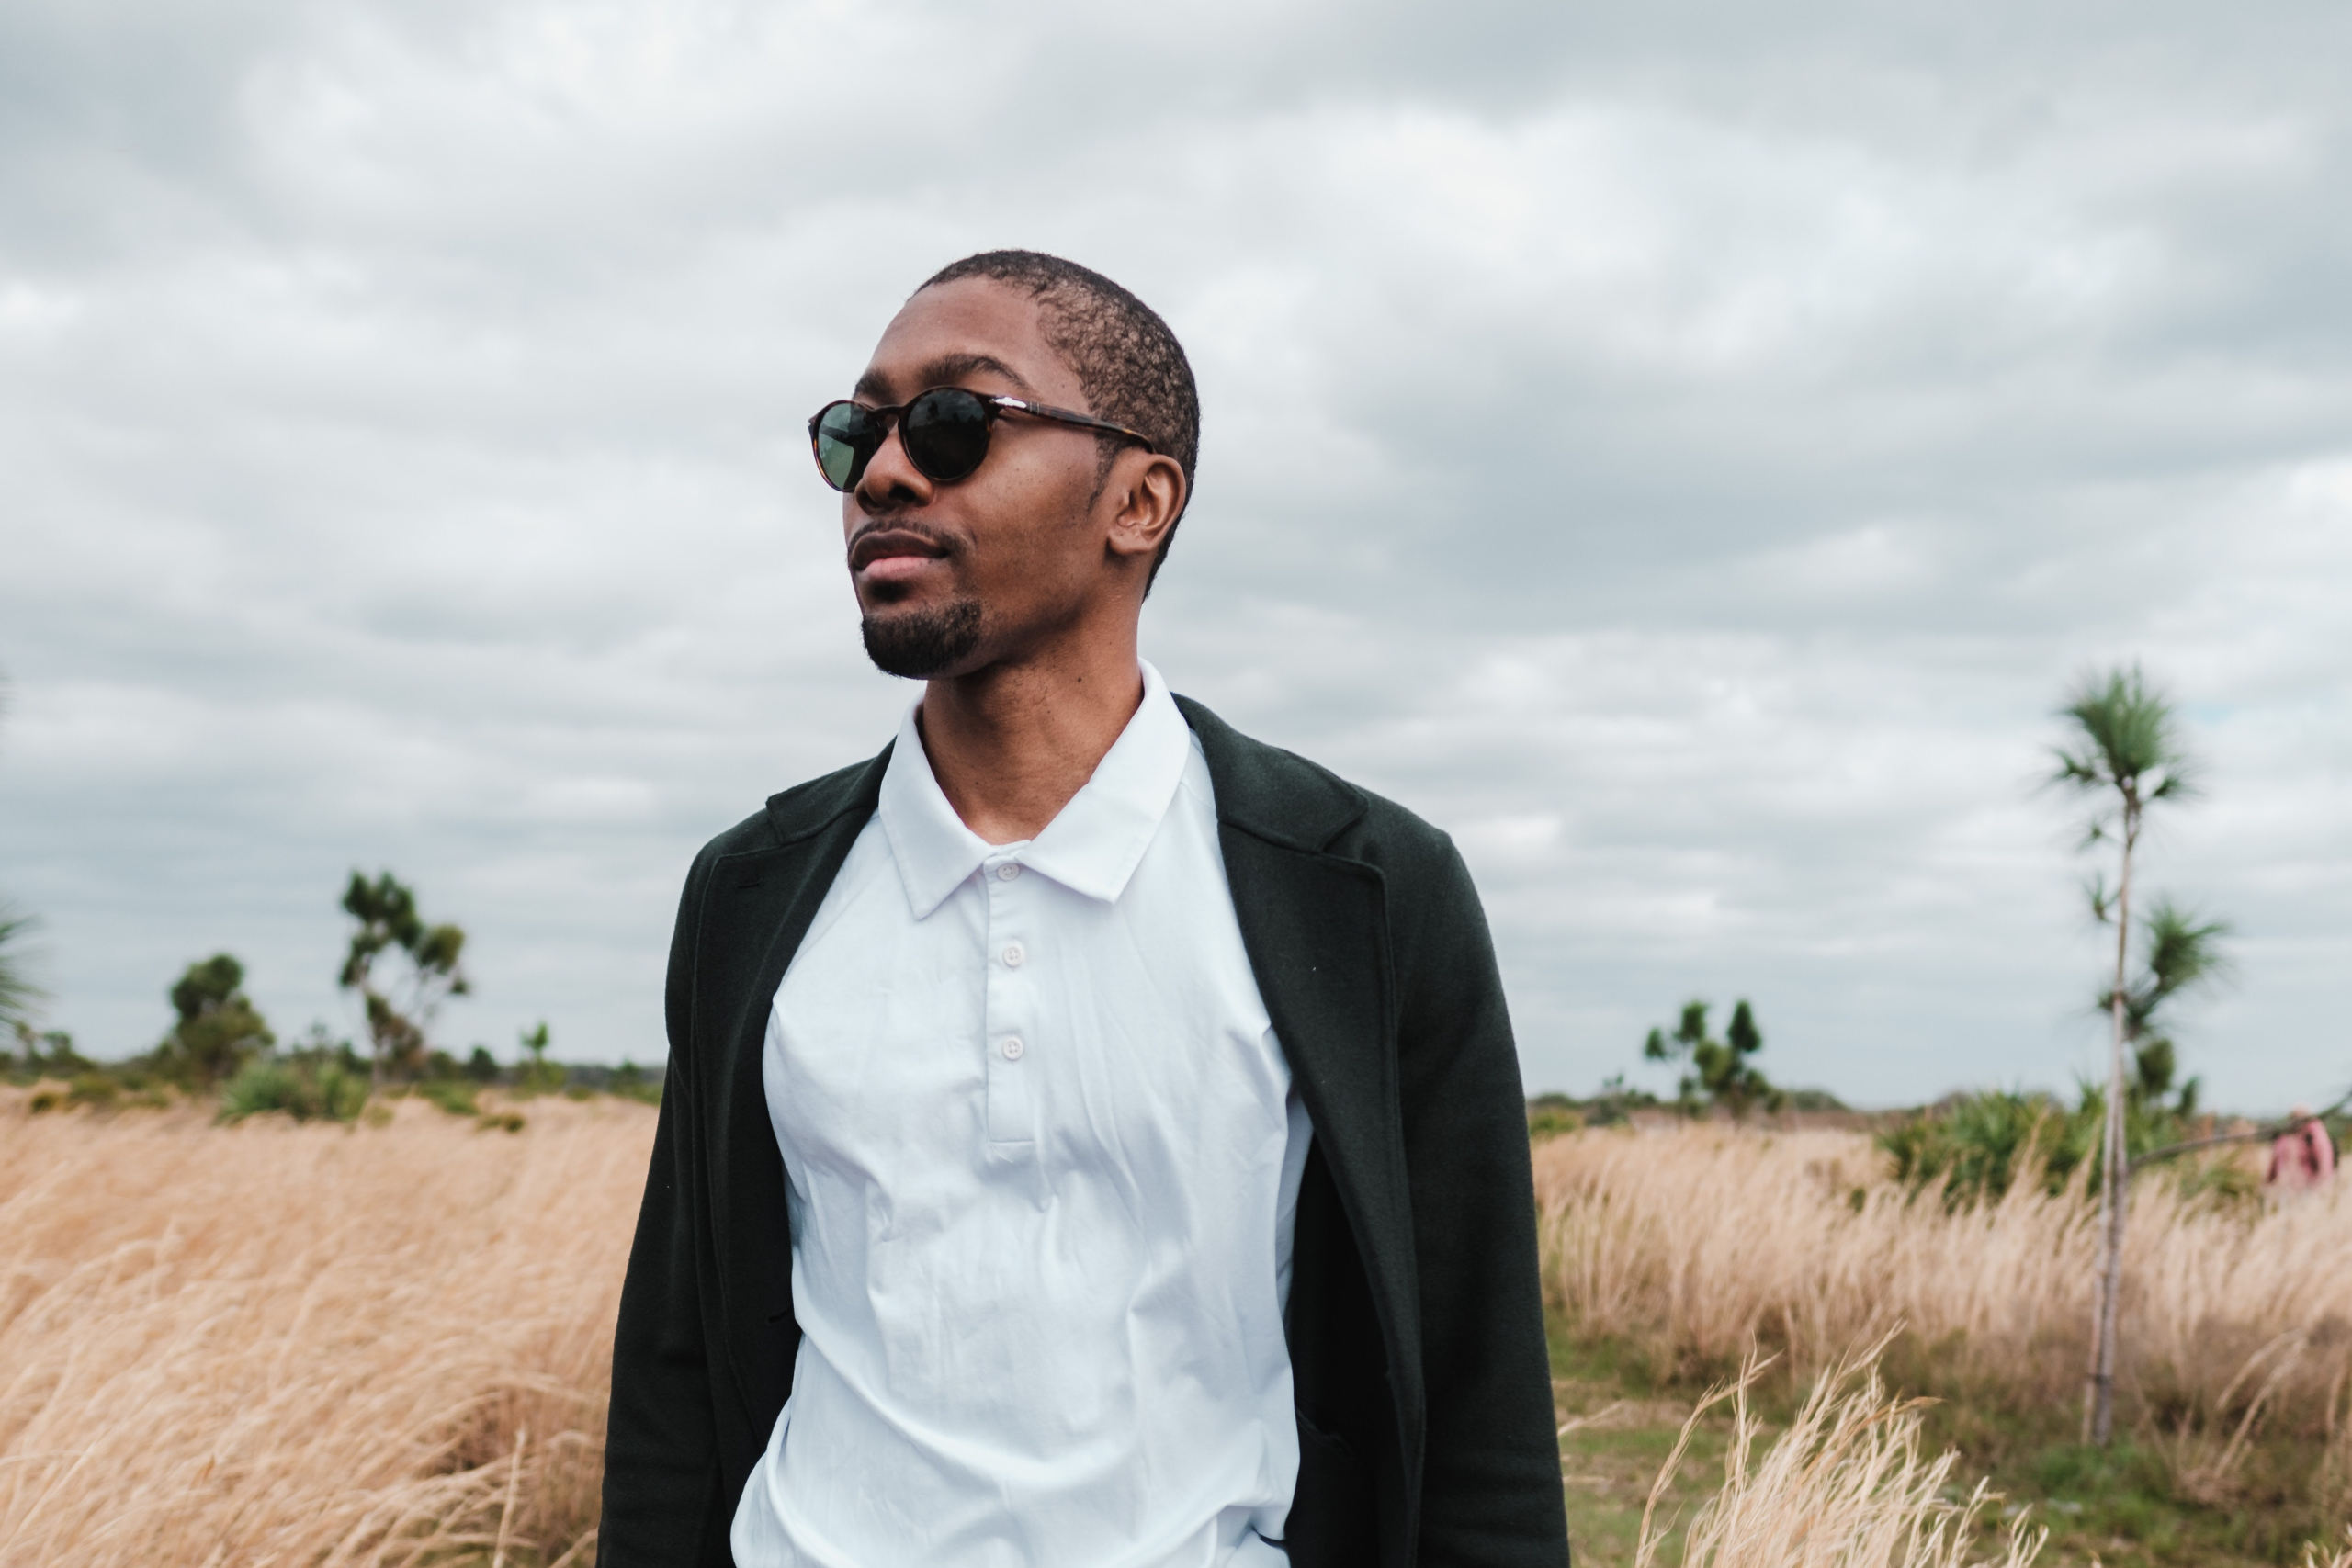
[1105,451,1187,566]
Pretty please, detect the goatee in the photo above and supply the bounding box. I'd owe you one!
[862,598,983,679]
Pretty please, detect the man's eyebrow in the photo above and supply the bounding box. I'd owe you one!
[852,353,1035,405]
[923,353,1035,393]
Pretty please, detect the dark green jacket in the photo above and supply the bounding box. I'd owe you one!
[600,697,1567,1568]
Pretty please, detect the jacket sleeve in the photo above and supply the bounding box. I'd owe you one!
[599,852,724,1565]
[1393,835,1569,1566]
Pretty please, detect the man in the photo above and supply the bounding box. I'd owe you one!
[601,251,1566,1568]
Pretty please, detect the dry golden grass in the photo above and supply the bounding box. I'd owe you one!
[1536,1123,2352,1430]
[1635,1342,2046,1568]
[0,1098,2099,1566]
[0,1089,651,1566]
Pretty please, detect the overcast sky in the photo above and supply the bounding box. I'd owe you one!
[3,0,2346,1106]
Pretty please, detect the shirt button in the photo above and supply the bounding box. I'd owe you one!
[1001,942,1025,969]
[1001,1036,1025,1061]
[995,863,1022,882]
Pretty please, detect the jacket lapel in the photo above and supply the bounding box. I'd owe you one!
[1175,699,1422,1392]
[697,748,890,1425]
[1216,832,1419,1347]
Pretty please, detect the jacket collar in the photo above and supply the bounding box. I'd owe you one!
[763,746,889,846]
[1173,694,1368,852]
[755,690,1374,860]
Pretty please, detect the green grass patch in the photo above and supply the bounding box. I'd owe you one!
[1549,1315,2341,1568]
[1548,1310,1742,1567]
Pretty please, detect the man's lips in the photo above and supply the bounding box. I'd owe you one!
[849,529,950,580]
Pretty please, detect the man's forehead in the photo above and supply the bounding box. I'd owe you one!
[854,279,1069,401]
[854,350,1035,403]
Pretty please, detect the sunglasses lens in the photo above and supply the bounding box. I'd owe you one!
[813,402,877,491]
[903,389,993,482]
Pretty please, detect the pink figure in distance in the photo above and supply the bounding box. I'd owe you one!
[2266,1105,2337,1195]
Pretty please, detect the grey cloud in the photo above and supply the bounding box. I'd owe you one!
[2,0,2346,1106]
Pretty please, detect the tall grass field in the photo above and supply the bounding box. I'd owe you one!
[6,1095,2346,1564]
[1538,1124,2352,1565]
[0,1089,645,1566]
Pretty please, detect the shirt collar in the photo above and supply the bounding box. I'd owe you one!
[877,660,1194,919]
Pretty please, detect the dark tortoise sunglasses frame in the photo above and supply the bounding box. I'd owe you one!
[808,387,1157,492]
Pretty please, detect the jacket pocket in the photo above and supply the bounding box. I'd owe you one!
[1283,1408,1377,1568]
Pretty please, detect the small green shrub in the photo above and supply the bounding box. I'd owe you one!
[220,1060,296,1120]
[1528,1101,1585,1140]
[68,1072,121,1110]
[220,1057,369,1124]
[1879,1086,2226,1209]
[1524,1083,1653,1133]
[477,1110,526,1134]
[418,1078,479,1117]
[609,1071,662,1107]
[26,1072,134,1112]
[1880,1090,2076,1206]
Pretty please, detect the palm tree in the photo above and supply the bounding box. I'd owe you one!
[2118,896,2232,1114]
[0,901,44,1040]
[0,672,35,1043]
[2052,663,2199,1445]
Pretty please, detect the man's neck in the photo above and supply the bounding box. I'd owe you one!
[918,638,1147,846]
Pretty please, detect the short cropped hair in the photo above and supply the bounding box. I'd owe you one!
[920,251,1199,588]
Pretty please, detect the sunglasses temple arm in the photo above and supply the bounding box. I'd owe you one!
[1001,398,1156,451]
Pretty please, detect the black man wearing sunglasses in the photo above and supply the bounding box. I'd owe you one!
[601,251,1567,1568]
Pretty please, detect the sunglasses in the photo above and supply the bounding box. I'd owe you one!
[808,387,1156,492]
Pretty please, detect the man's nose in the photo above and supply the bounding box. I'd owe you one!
[854,418,933,511]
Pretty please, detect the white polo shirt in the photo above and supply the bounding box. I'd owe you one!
[731,660,1312,1568]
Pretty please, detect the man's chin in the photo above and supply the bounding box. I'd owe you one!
[861,598,984,680]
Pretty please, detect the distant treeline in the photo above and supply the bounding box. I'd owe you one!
[2,867,672,1124]
[1525,1080,1850,1140]
[6,1021,663,1123]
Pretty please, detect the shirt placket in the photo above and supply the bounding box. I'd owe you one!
[982,855,1036,1148]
